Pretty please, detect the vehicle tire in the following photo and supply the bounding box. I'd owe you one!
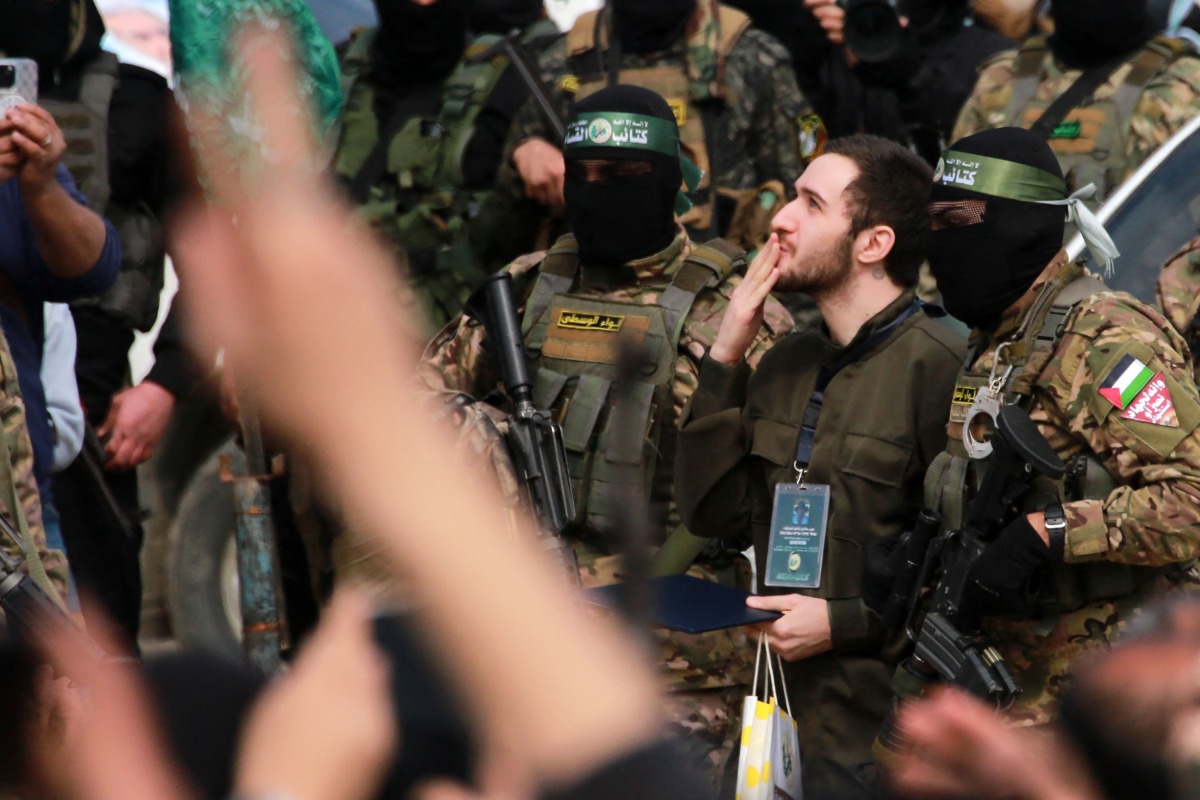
[166,437,242,657]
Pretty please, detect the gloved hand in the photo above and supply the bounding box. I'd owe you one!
[863,530,910,615]
[963,516,1051,618]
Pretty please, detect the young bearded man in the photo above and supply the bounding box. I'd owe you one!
[675,134,964,796]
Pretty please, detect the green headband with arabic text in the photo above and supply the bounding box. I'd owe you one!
[933,151,1067,202]
[563,111,704,214]
[934,150,1120,275]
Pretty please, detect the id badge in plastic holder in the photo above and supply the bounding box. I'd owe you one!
[764,482,830,588]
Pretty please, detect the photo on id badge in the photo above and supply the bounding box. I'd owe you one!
[765,483,829,588]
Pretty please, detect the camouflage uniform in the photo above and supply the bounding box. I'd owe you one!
[942,252,1200,725]
[952,36,1200,202]
[499,0,820,327]
[0,327,67,603]
[422,230,794,791]
[1156,236,1200,383]
[334,21,559,331]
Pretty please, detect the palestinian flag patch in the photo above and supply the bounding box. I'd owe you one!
[1100,354,1178,426]
[1099,355,1155,410]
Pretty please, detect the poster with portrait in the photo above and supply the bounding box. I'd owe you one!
[96,0,172,80]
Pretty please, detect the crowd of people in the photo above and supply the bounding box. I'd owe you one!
[2,0,1200,798]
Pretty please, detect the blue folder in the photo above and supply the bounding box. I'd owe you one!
[584,574,783,634]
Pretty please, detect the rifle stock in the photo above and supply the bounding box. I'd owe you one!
[467,29,566,143]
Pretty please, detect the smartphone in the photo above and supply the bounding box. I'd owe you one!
[0,59,37,115]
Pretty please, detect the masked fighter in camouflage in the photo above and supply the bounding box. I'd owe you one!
[422,85,793,792]
[875,127,1200,729]
[334,0,559,329]
[501,0,820,264]
[953,0,1200,205]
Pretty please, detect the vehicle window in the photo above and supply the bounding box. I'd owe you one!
[1085,129,1200,301]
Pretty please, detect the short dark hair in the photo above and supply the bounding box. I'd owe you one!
[824,135,932,287]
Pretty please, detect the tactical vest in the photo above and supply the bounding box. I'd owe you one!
[930,271,1163,615]
[37,52,167,332]
[335,22,557,324]
[520,235,743,538]
[565,5,751,235]
[1004,35,1194,202]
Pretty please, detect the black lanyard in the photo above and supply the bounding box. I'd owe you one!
[793,299,925,468]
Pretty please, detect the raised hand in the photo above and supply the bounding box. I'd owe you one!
[709,233,781,365]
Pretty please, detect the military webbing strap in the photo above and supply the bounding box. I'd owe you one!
[659,238,743,343]
[1008,36,1189,141]
[0,274,67,605]
[1027,57,1127,141]
[923,450,968,533]
[1004,38,1049,126]
[521,236,579,335]
[560,374,612,453]
[1005,273,1106,398]
[1109,36,1191,130]
[606,381,655,465]
[0,414,60,608]
[697,103,722,239]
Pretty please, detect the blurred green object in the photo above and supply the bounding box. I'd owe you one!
[167,0,342,141]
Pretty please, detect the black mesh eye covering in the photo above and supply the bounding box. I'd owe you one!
[929,199,987,231]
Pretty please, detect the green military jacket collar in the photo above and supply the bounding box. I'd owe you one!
[816,288,927,369]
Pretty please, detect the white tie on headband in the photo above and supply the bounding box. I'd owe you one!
[1036,183,1120,278]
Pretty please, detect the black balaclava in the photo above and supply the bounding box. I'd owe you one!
[1050,0,1155,69]
[469,0,544,35]
[0,0,73,72]
[928,128,1066,331]
[564,85,683,266]
[0,0,103,90]
[371,0,469,88]
[612,0,697,54]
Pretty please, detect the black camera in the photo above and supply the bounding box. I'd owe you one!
[840,0,904,62]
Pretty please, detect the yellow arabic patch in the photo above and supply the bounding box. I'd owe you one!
[557,310,624,332]
[560,74,580,94]
[667,98,688,126]
[952,385,979,406]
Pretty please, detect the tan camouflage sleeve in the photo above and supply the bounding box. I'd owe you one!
[418,314,495,397]
[676,280,794,422]
[1126,54,1200,178]
[950,51,1018,143]
[1042,299,1200,566]
[418,253,546,398]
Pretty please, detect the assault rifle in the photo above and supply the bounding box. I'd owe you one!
[465,274,576,559]
[875,405,1065,754]
[466,28,566,143]
[0,512,107,680]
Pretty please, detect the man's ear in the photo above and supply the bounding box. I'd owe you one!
[854,224,896,268]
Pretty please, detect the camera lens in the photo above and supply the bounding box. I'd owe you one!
[0,66,14,90]
[843,0,903,63]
